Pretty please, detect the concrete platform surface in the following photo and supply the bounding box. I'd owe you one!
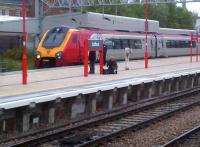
[0,56,199,98]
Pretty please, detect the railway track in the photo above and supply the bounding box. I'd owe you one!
[161,124,200,147]
[56,96,200,147]
[2,88,200,147]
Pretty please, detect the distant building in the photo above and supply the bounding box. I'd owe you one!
[0,0,35,17]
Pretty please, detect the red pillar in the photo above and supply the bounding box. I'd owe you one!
[22,0,27,85]
[145,0,149,68]
[196,39,198,62]
[190,33,193,63]
[100,48,103,74]
[84,40,88,77]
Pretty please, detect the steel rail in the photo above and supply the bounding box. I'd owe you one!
[74,96,200,146]
[161,124,200,147]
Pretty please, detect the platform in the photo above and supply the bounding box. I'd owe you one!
[0,56,200,99]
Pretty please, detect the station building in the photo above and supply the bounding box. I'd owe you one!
[0,0,37,52]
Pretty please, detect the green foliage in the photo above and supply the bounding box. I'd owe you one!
[83,4,198,29]
[0,48,35,72]
[2,48,22,60]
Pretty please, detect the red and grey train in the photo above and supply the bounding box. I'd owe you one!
[35,26,198,67]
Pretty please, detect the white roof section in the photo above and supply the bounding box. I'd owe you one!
[0,15,22,22]
[86,12,160,33]
[160,28,195,35]
[0,15,39,34]
[41,12,160,33]
[0,12,197,36]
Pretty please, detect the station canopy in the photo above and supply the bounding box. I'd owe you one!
[0,15,39,34]
[0,15,22,22]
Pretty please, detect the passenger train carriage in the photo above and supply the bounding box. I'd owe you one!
[35,26,197,67]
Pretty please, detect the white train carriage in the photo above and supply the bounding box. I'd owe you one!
[102,33,157,60]
[157,34,196,57]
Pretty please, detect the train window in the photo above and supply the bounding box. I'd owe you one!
[175,41,179,48]
[186,41,190,48]
[192,41,196,48]
[113,39,121,49]
[181,41,184,48]
[122,39,129,49]
[166,40,196,48]
[43,27,68,48]
[171,41,175,48]
[188,41,196,48]
[130,39,142,49]
[166,40,171,48]
[104,39,113,49]
[72,35,77,43]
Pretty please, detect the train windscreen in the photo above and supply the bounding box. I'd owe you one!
[42,27,68,48]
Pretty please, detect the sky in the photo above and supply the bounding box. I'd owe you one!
[186,3,200,16]
[177,3,200,16]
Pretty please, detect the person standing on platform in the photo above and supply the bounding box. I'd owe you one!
[124,47,131,70]
[103,44,108,65]
[89,50,96,74]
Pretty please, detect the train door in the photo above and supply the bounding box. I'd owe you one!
[77,31,82,62]
[154,35,158,57]
[156,36,163,57]
[149,37,154,58]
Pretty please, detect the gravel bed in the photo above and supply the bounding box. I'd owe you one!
[105,105,200,147]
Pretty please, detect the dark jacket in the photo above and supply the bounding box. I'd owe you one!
[103,44,107,55]
[89,51,96,62]
[107,59,118,74]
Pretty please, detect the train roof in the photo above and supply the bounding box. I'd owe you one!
[160,28,196,35]
[85,12,160,33]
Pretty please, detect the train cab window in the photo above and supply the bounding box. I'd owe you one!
[43,27,68,48]
[130,39,142,49]
[113,39,122,49]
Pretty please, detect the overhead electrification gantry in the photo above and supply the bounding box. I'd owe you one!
[41,0,200,8]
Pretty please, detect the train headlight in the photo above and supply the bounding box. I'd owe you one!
[55,51,63,60]
[35,51,41,59]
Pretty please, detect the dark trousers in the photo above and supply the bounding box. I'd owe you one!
[103,53,107,65]
[89,61,95,73]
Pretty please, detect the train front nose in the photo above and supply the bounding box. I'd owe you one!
[35,51,56,67]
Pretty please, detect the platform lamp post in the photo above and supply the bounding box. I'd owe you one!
[22,0,27,85]
[145,0,149,68]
